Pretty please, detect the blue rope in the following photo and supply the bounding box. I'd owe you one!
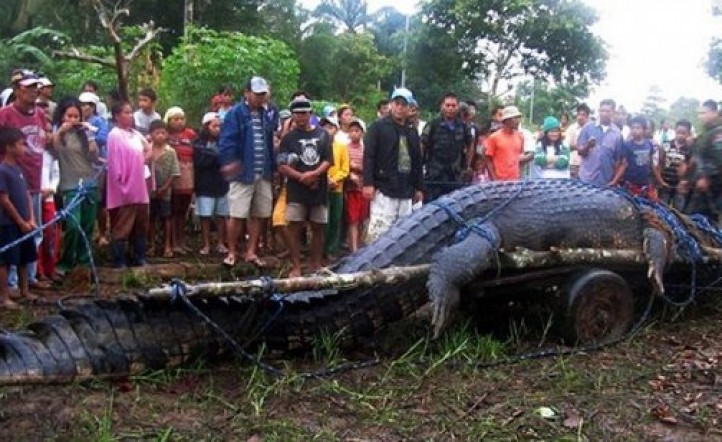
[431,179,527,243]
[0,166,105,297]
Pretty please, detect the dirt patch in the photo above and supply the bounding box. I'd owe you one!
[0,259,721,440]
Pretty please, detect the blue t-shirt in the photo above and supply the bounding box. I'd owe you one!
[621,139,653,186]
[0,163,30,226]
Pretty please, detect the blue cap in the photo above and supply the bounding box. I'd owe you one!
[390,87,413,103]
[322,104,336,118]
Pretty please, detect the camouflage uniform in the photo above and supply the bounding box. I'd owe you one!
[685,117,722,222]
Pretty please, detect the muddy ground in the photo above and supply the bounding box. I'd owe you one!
[0,253,720,441]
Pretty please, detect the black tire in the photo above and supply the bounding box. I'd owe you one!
[558,268,635,345]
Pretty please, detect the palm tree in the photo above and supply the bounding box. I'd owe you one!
[313,0,369,33]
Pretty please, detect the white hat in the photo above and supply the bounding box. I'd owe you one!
[320,116,340,129]
[247,76,269,94]
[78,91,100,106]
[348,117,366,132]
[163,106,185,123]
[38,77,54,87]
[500,105,522,121]
[202,112,220,126]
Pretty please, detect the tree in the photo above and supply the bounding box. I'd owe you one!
[641,85,669,124]
[313,0,370,33]
[53,0,162,101]
[0,27,67,81]
[669,97,700,127]
[707,0,722,83]
[422,0,607,99]
[159,27,300,125]
[514,81,589,126]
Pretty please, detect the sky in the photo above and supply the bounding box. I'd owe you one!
[299,0,722,112]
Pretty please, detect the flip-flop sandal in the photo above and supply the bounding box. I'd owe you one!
[199,248,210,256]
[244,257,268,268]
[222,255,237,267]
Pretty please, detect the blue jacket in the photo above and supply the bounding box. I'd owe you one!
[218,101,275,183]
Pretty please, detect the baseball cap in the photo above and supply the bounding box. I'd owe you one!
[11,69,40,87]
[322,104,336,118]
[202,112,220,126]
[247,76,269,94]
[320,116,340,129]
[38,77,54,87]
[348,117,366,132]
[279,109,292,120]
[390,87,413,103]
[78,91,100,106]
[289,97,313,113]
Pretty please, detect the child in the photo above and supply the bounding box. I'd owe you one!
[133,88,161,136]
[470,154,491,184]
[345,117,368,253]
[610,116,658,200]
[148,121,179,258]
[164,107,196,255]
[533,116,571,179]
[0,126,38,308]
[322,116,349,260]
[36,148,59,280]
[193,113,229,255]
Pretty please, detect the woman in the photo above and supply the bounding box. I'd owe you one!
[49,98,99,279]
[533,116,571,179]
[193,112,229,255]
[335,104,354,144]
[106,101,151,267]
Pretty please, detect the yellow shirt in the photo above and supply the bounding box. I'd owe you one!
[328,139,350,194]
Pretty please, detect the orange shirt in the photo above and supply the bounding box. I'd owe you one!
[484,129,524,180]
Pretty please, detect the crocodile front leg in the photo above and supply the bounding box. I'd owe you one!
[429,222,501,337]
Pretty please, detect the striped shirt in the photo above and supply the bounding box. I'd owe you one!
[251,111,266,175]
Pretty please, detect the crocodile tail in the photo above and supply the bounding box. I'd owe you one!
[0,296,265,386]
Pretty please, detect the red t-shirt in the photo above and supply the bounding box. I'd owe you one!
[168,127,196,193]
[0,104,47,191]
[484,129,524,181]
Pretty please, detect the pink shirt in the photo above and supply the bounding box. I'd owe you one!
[0,104,47,192]
[106,127,149,209]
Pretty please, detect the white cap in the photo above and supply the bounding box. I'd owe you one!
[78,91,100,106]
[202,112,220,126]
[38,77,54,87]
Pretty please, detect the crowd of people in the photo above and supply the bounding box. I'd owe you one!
[1,67,721,309]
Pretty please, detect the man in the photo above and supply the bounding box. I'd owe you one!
[683,100,722,222]
[576,99,624,186]
[0,69,50,291]
[421,92,473,202]
[36,77,56,123]
[659,120,693,206]
[564,103,591,179]
[484,105,532,181]
[218,76,276,267]
[461,100,481,155]
[363,87,423,243]
[655,119,675,149]
[278,98,332,277]
[408,98,425,135]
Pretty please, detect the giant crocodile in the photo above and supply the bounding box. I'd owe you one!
[0,179,717,385]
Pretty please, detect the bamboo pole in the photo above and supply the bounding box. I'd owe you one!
[143,246,720,301]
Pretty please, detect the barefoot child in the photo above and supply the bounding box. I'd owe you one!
[0,126,38,308]
[148,120,179,258]
[345,117,368,252]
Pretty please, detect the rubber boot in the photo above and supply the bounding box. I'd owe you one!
[111,240,126,268]
[131,236,146,267]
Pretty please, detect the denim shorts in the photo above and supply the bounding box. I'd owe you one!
[195,195,229,217]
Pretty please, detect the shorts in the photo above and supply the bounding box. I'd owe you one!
[0,223,38,267]
[228,178,273,219]
[345,190,369,223]
[195,195,229,217]
[150,198,172,219]
[171,193,192,218]
[286,202,328,224]
[272,186,288,227]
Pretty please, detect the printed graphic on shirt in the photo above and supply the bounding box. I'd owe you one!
[299,138,321,166]
[398,134,411,173]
